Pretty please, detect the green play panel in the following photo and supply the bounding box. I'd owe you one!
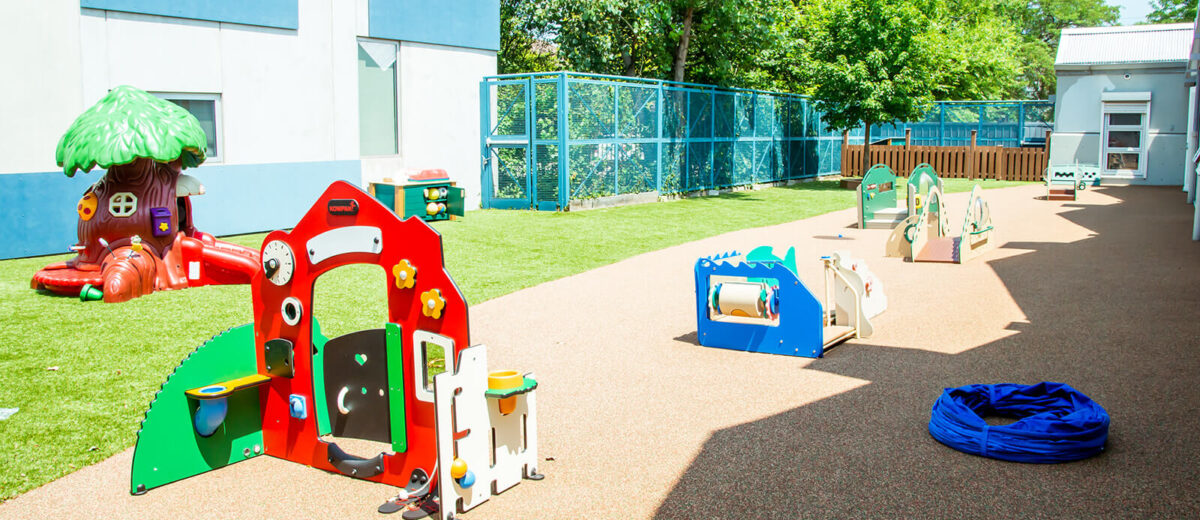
[130,324,263,494]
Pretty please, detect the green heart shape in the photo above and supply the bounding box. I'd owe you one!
[355,353,367,366]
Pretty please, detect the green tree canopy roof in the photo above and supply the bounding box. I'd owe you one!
[55,85,207,177]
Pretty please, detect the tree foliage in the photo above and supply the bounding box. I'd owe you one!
[800,0,940,173]
[500,0,800,90]
[996,0,1121,97]
[498,0,1123,103]
[801,0,942,130]
[499,0,560,74]
[56,86,207,177]
[1147,0,1197,24]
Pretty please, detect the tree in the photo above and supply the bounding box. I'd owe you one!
[801,0,940,175]
[503,0,801,88]
[997,0,1121,97]
[924,1,1028,99]
[499,0,560,74]
[55,85,207,264]
[1147,0,1197,23]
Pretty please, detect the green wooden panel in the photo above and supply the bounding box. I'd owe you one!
[859,164,897,222]
[373,184,397,214]
[385,322,408,453]
[447,186,465,217]
[403,185,428,218]
[130,324,261,494]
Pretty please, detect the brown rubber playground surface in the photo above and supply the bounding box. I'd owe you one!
[4,183,1200,519]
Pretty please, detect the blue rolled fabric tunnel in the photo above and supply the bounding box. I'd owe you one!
[928,382,1109,463]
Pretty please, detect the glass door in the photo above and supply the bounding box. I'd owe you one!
[1101,105,1148,178]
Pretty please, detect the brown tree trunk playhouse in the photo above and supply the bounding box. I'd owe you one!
[30,86,260,303]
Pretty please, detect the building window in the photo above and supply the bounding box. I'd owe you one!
[1101,101,1149,177]
[109,192,137,217]
[358,39,400,156]
[154,93,223,163]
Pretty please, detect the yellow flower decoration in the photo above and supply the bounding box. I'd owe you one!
[392,259,417,289]
[420,288,446,319]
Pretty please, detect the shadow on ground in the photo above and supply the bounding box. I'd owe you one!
[655,187,1200,518]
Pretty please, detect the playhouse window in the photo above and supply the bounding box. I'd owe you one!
[358,39,400,156]
[154,93,222,163]
[108,192,137,217]
[412,331,454,403]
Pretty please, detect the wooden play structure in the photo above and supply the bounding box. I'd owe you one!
[1044,164,1101,201]
[906,163,945,216]
[31,86,259,303]
[857,164,906,229]
[857,163,946,230]
[694,246,886,358]
[368,169,466,222]
[886,185,995,263]
[130,182,542,518]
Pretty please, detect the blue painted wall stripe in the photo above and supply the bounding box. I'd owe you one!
[81,0,299,30]
[0,160,360,260]
[369,0,500,51]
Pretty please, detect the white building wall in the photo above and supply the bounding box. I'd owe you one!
[0,0,85,174]
[396,42,496,210]
[1051,67,1188,185]
[78,2,351,166]
[2,0,495,208]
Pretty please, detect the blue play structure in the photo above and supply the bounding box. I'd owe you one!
[928,382,1110,463]
[693,246,884,358]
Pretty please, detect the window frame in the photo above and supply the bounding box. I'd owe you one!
[411,330,455,403]
[152,92,224,163]
[108,192,137,217]
[1100,101,1149,178]
[356,37,402,157]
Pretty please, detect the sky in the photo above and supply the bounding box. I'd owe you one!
[1112,0,1153,25]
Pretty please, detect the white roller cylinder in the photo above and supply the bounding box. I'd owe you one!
[713,282,769,318]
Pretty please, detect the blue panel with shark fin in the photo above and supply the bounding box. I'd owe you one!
[694,247,825,358]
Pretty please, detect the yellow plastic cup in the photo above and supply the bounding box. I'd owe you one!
[488,370,523,415]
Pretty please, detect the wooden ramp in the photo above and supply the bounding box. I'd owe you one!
[915,237,960,263]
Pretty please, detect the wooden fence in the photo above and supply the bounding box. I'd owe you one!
[840,129,1049,181]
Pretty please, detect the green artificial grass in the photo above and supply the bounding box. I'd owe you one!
[0,178,1028,499]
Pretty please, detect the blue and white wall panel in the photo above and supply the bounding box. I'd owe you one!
[0,0,499,259]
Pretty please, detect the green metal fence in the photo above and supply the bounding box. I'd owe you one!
[848,100,1054,148]
[480,72,841,210]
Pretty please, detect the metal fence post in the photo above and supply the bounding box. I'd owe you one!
[613,84,620,196]
[939,104,946,146]
[1018,102,1026,145]
[710,88,716,189]
[656,82,663,194]
[479,79,491,209]
[558,73,569,209]
[526,76,534,208]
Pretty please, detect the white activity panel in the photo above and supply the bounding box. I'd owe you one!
[433,345,540,520]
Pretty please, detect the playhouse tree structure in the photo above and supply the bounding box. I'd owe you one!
[31,86,259,302]
[131,182,541,518]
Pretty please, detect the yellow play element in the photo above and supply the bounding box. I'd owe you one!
[488,370,523,415]
[420,288,446,319]
[77,192,98,221]
[392,259,417,289]
[185,373,271,400]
